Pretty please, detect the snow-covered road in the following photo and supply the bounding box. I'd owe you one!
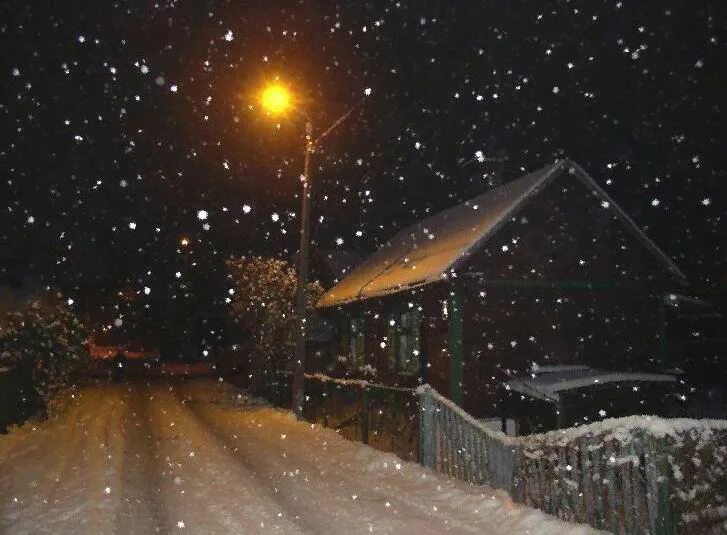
[0,380,600,534]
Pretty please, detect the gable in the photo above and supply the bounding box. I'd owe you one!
[460,169,681,282]
[317,159,686,309]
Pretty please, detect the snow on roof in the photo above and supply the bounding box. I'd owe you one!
[317,158,687,308]
[505,366,677,403]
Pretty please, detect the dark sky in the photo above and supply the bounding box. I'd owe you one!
[1,0,725,326]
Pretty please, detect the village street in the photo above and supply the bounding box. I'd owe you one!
[0,379,600,535]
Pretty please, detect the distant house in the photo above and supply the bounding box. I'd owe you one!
[316,159,688,418]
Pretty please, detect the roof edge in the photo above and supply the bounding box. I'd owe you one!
[567,159,688,285]
[446,158,570,274]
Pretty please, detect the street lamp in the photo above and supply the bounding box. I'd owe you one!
[260,81,366,419]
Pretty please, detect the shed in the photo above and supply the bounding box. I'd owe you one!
[502,364,680,434]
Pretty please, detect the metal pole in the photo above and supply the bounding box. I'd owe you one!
[292,120,313,419]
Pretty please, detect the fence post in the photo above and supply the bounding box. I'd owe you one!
[361,386,369,445]
[418,386,435,469]
[651,438,675,535]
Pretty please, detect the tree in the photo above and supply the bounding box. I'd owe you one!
[226,256,324,393]
[0,299,89,414]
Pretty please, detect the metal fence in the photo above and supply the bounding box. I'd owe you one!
[270,372,419,460]
[417,385,727,535]
[418,384,520,492]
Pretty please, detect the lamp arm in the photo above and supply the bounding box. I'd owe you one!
[311,96,366,147]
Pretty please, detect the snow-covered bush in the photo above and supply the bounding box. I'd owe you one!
[226,256,323,392]
[0,300,89,414]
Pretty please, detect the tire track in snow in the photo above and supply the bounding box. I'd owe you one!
[112,384,169,534]
[179,390,473,534]
[141,382,307,534]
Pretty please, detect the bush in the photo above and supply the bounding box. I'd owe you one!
[0,300,89,413]
[226,256,323,393]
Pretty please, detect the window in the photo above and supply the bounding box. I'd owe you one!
[388,309,421,375]
[349,316,365,367]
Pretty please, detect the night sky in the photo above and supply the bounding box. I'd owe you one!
[1,0,725,334]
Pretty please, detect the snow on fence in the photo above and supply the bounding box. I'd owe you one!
[417,385,727,535]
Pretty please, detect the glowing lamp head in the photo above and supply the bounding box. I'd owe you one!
[261,84,291,115]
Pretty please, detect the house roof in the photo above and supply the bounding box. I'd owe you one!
[317,159,687,308]
[505,365,677,403]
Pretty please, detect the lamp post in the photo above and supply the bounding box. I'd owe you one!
[260,82,365,419]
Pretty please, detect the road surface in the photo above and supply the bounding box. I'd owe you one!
[0,380,598,534]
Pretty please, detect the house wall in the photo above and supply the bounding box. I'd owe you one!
[322,282,665,419]
[320,287,451,389]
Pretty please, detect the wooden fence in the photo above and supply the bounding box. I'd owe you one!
[418,385,727,535]
[418,384,520,492]
[269,371,420,460]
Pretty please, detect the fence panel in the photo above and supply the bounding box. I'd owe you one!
[268,376,726,534]
[416,385,727,535]
[270,371,419,461]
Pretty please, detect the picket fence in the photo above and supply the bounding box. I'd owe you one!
[417,385,727,535]
[271,373,725,534]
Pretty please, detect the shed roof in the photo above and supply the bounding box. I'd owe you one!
[317,159,687,308]
[505,365,677,403]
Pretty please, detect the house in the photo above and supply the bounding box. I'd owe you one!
[316,159,688,418]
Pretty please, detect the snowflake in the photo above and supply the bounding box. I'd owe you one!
[271,213,279,222]
[651,198,660,207]
[364,87,372,96]
[242,204,252,214]
[197,210,208,220]
[701,198,711,206]
[128,221,137,230]
[170,84,178,93]
[177,521,185,528]
[224,30,234,41]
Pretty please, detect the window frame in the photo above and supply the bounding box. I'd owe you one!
[388,307,422,376]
